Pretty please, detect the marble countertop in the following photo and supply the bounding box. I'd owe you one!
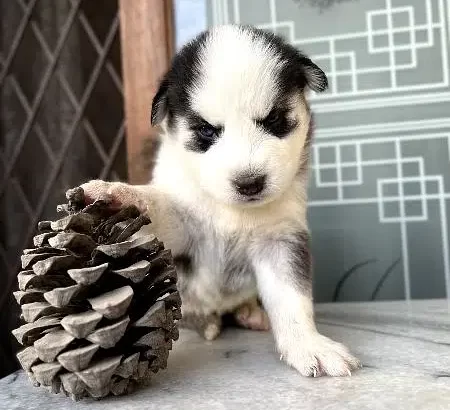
[2,300,450,410]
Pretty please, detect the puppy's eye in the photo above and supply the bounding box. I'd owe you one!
[197,124,218,141]
[257,108,296,139]
[186,120,223,153]
[265,110,281,126]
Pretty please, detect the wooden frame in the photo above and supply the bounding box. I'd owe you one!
[119,0,175,184]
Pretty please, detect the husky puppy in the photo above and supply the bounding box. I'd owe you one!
[81,25,360,377]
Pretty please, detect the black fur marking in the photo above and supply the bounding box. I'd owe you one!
[243,25,328,94]
[222,237,256,294]
[253,231,312,294]
[151,78,169,125]
[255,106,297,139]
[151,31,209,128]
[284,231,312,292]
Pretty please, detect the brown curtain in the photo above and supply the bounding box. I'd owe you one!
[0,0,127,377]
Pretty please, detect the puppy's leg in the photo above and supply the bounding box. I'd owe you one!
[234,297,270,331]
[252,232,361,377]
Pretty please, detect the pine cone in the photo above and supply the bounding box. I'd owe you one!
[11,187,181,401]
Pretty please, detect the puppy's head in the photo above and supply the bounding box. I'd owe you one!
[152,25,327,206]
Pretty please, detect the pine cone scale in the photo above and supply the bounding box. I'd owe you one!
[85,316,130,348]
[87,285,134,319]
[67,263,108,285]
[44,284,83,307]
[57,344,99,372]
[34,329,75,362]
[60,310,103,338]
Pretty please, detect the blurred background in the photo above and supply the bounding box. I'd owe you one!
[1,0,449,377]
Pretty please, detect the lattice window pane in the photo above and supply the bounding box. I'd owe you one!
[0,0,127,377]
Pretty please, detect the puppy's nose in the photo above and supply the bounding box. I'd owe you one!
[233,174,266,196]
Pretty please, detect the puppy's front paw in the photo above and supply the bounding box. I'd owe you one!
[79,180,114,204]
[280,334,361,377]
[79,180,148,213]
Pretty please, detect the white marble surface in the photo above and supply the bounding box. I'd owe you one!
[2,300,450,410]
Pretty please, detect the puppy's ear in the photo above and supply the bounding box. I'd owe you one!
[301,57,328,93]
[151,77,169,126]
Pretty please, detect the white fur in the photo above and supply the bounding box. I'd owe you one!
[252,240,360,376]
[81,25,360,377]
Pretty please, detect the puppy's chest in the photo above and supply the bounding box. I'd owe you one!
[174,223,256,295]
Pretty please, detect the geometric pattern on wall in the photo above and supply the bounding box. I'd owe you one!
[212,0,449,100]
[311,132,450,300]
[209,0,450,301]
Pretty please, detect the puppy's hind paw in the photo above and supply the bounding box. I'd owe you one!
[203,322,222,341]
[179,312,223,341]
[234,300,270,331]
